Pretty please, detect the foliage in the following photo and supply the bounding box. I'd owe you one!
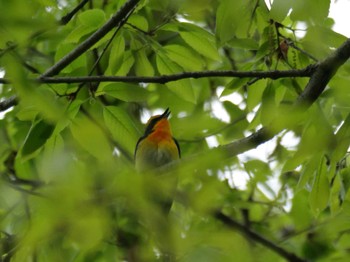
[0,0,350,261]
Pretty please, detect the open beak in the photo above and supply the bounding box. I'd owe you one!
[161,108,171,119]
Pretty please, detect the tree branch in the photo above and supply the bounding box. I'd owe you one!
[214,211,307,262]
[41,0,140,77]
[296,38,350,106]
[0,96,17,112]
[60,0,90,25]
[0,67,314,86]
[222,38,350,158]
[40,67,314,83]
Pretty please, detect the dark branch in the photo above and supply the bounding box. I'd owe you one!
[296,38,350,106]
[0,78,10,84]
[221,128,273,157]
[0,96,17,112]
[0,67,313,85]
[60,0,90,25]
[221,38,350,158]
[42,0,140,77]
[214,211,308,262]
[40,68,313,83]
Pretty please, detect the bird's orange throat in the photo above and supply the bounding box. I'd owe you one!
[149,119,173,143]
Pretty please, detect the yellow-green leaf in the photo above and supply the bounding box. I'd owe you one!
[156,53,196,103]
[70,115,112,161]
[164,45,204,71]
[309,156,330,215]
[179,30,220,61]
[103,106,139,156]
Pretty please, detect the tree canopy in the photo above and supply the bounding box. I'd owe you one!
[1,0,350,261]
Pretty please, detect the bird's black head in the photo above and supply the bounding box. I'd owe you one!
[143,108,170,135]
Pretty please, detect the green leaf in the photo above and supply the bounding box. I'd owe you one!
[216,0,251,43]
[270,0,292,22]
[255,40,272,62]
[55,43,86,73]
[244,160,271,182]
[260,83,276,126]
[116,50,135,76]
[220,101,248,141]
[296,156,318,191]
[246,80,267,111]
[309,156,330,215]
[128,14,149,32]
[70,115,112,161]
[290,0,330,23]
[303,25,348,54]
[65,25,97,44]
[171,111,224,139]
[103,106,139,156]
[78,9,106,28]
[223,78,249,93]
[179,25,220,61]
[333,113,350,162]
[97,83,149,102]
[290,191,313,229]
[64,10,106,44]
[285,107,335,170]
[223,101,246,120]
[16,106,39,121]
[228,38,259,50]
[156,53,196,103]
[164,45,204,71]
[134,49,154,76]
[109,36,125,75]
[21,120,55,158]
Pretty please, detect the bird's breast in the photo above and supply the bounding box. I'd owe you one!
[135,136,179,171]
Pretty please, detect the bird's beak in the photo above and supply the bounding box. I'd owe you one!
[162,108,171,119]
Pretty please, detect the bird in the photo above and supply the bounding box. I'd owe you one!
[134,108,180,172]
[133,108,180,261]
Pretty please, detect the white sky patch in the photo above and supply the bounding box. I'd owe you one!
[217,86,246,110]
[0,70,11,120]
[211,99,230,123]
[140,110,152,123]
[335,120,345,134]
[329,0,350,37]
[0,107,12,120]
[222,92,244,105]
[205,135,219,148]
[142,108,185,124]
[281,131,300,149]
[246,104,261,123]
[217,86,243,104]
[113,147,121,157]
[265,0,350,38]
[177,111,188,118]
[222,168,250,190]
[294,22,308,38]
[141,108,169,124]
[239,136,278,162]
[213,87,247,123]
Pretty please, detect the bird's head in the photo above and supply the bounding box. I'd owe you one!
[143,108,172,136]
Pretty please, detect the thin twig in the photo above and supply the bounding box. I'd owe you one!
[16,67,315,85]
[61,0,90,25]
